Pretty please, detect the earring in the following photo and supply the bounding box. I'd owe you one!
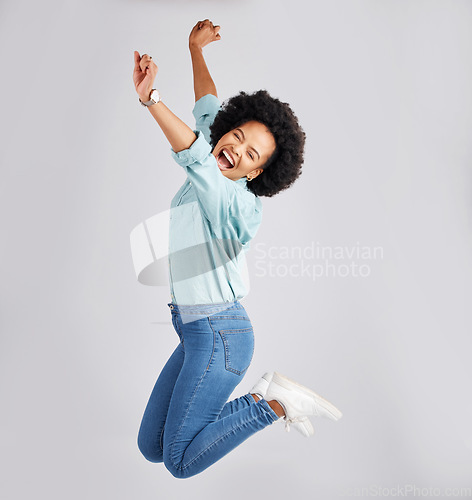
[247,175,252,181]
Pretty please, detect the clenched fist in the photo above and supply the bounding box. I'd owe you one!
[133,51,158,102]
[189,19,221,50]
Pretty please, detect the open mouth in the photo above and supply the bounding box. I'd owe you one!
[217,149,235,170]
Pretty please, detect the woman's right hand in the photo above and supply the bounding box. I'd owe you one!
[189,19,221,50]
[133,51,158,102]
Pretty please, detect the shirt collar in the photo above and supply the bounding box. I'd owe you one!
[235,176,248,190]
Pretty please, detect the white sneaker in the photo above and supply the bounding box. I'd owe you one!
[250,372,315,437]
[264,372,342,432]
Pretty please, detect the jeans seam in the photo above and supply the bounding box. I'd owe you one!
[179,410,273,471]
[168,317,216,469]
[160,423,165,451]
[209,315,249,320]
[171,313,184,344]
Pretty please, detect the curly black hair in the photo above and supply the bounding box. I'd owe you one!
[209,90,306,197]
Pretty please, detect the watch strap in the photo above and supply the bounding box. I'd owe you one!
[139,89,161,107]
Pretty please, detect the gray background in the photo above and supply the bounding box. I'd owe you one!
[1,0,471,498]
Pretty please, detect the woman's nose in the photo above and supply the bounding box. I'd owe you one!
[231,145,241,157]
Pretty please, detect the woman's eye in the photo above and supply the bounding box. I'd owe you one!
[248,152,254,160]
[234,133,240,140]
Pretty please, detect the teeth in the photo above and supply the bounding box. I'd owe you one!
[222,149,234,166]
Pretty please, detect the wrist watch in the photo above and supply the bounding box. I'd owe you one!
[139,89,161,107]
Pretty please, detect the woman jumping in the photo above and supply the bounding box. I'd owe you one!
[133,19,342,479]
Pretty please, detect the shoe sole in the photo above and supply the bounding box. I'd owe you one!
[273,372,343,420]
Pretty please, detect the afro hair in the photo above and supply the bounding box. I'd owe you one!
[209,90,306,197]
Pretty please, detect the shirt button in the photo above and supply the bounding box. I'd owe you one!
[190,182,192,185]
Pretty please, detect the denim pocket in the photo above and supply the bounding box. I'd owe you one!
[218,327,254,375]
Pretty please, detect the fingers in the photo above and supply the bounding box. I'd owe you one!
[189,19,222,48]
[134,51,141,71]
[190,21,201,34]
[145,59,157,78]
[134,51,157,76]
[202,19,214,29]
[197,19,221,35]
[139,53,154,73]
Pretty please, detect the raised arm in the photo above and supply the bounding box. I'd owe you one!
[188,20,221,102]
[133,51,196,153]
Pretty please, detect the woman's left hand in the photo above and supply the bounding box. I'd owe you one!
[189,19,221,50]
[133,51,158,101]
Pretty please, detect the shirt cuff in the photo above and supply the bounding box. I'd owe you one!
[171,130,213,166]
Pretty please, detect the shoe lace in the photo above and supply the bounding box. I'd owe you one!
[283,416,306,432]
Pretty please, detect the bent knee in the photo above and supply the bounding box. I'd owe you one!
[164,460,193,479]
[137,437,164,463]
[163,454,200,479]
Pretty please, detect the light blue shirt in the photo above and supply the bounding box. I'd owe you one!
[168,94,263,305]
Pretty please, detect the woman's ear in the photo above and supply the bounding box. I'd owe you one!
[248,168,263,181]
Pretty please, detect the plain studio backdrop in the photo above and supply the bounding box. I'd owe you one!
[1,0,471,498]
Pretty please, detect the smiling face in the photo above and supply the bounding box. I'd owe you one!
[212,121,277,181]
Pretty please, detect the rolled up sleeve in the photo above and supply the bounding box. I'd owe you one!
[192,94,221,145]
[171,130,232,227]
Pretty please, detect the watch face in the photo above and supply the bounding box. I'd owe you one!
[150,89,159,103]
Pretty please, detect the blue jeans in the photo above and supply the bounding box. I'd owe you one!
[137,300,279,478]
